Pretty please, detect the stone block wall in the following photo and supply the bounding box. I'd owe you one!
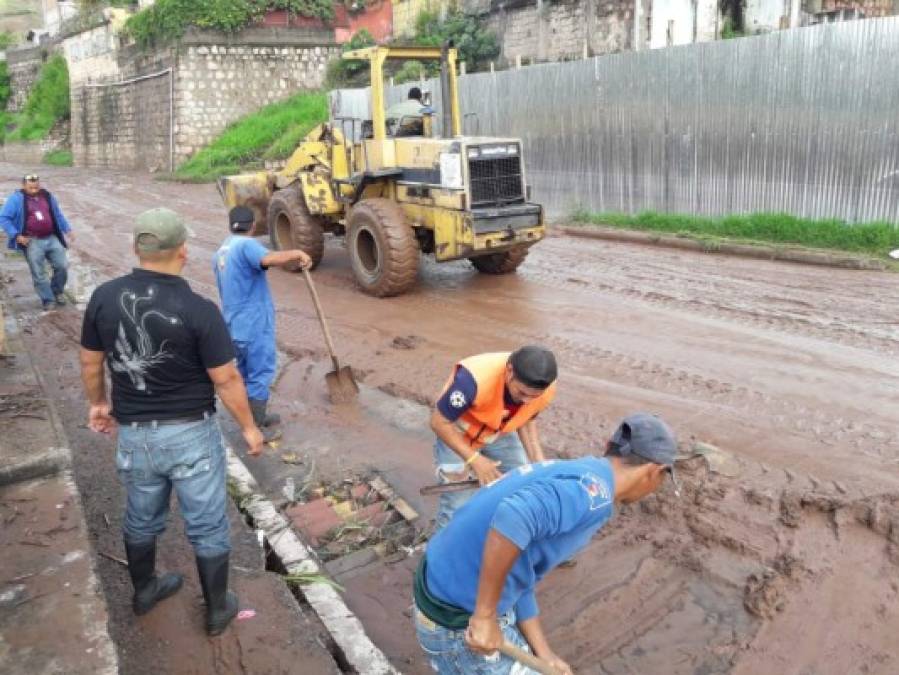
[68,31,175,171]
[393,0,447,36]
[63,25,338,170]
[6,46,47,112]
[71,66,174,172]
[480,0,648,64]
[175,30,338,162]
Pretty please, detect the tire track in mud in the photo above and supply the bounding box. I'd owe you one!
[531,329,899,460]
[270,256,899,464]
[74,235,899,463]
[525,238,899,356]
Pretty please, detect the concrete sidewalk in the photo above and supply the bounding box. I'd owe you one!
[1,249,346,674]
[0,254,118,675]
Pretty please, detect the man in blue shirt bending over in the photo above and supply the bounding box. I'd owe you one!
[413,413,680,674]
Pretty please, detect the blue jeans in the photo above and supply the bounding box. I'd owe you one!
[414,604,538,674]
[433,433,527,530]
[24,235,68,305]
[115,414,230,557]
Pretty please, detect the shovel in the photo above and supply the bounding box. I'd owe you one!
[419,478,480,496]
[499,642,563,675]
[302,268,359,403]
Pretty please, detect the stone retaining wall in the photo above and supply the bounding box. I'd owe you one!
[63,25,338,170]
[6,46,48,113]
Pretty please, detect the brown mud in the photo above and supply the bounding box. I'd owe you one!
[5,163,899,674]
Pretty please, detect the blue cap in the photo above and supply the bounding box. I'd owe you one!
[610,413,681,495]
[610,413,677,466]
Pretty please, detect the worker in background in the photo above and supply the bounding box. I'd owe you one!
[414,413,681,674]
[213,206,311,442]
[386,86,428,136]
[0,173,75,311]
[430,346,557,529]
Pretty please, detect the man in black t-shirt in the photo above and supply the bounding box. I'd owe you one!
[80,207,263,636]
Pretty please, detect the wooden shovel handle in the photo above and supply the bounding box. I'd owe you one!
[498,641,562,675]
[302,267,341,372]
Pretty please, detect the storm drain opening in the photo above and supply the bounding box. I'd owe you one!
[261,538,355,674]
[282,473,425,583]
[226,477,356,674]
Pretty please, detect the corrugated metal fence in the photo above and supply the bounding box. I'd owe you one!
[332,17,899,222]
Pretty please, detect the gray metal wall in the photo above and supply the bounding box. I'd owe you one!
[332,17,899,222]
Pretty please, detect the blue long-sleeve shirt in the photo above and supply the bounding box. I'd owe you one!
[425,456,615,622]
[212,234,275,341]
[0,189,72,251]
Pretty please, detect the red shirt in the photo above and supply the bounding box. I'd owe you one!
[24,193,53,238]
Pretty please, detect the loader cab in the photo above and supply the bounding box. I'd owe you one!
[342,44,462,164]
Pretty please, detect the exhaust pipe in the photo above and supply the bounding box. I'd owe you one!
[440,41,453,139]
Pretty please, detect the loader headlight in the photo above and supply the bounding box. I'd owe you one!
[440,152,463,189]
[467,147,480,159]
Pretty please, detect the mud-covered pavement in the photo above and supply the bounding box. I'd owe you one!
[6,163,899,674]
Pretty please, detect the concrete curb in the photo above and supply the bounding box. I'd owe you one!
[0,446,71,487]
[226,450,400,675]
[0,261,119,674]
[560,225,890,271]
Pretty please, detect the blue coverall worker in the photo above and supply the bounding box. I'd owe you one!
[213,206,311,442]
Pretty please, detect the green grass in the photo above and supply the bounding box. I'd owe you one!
[43,149,73,166]
[7,55,70,142]
[572,210,899,258]
[174,91,329,182]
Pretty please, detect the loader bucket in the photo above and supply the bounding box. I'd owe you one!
[217,172,273,236]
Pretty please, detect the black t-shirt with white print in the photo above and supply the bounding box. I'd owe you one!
[80,268,235,423]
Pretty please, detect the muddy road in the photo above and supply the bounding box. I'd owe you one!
[8,163,899,674]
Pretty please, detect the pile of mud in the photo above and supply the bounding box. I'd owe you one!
[539,452,899,674]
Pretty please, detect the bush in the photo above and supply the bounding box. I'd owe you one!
[8,55,70,142]
[43,149,73,166]
[175,90,328,181]
[0,31,17,50]
[411,10,499,74]
[325,29,376,89]
[0,61,10,112]
[125,0,334,49]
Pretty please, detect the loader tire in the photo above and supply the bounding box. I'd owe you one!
[469,247,530,274]
[347,199,419,297]
[267,186,325,272]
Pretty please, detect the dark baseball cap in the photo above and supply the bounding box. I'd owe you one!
[610,413,680,493]
[134,208,188,252]
[229,206,254,232]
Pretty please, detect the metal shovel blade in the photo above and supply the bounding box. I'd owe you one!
[325,366,359,404]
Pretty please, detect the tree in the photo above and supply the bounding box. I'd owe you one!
[325,29,376,88]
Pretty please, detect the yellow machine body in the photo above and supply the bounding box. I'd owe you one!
[218,45,545,292]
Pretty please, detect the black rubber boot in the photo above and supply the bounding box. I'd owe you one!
[196,552,239,636]
[124,539,184,616]
[249,399,281,427]
[249,400,282,443]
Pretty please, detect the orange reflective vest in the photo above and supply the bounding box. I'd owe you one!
[439,352,556,450]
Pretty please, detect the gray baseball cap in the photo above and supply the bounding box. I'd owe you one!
[134,208,188,252]
[610,413,681,494]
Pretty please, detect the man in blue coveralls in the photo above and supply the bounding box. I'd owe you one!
[214,206,312,442]
[413,413,680,674]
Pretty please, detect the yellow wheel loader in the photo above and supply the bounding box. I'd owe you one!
[219,44,545,297]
